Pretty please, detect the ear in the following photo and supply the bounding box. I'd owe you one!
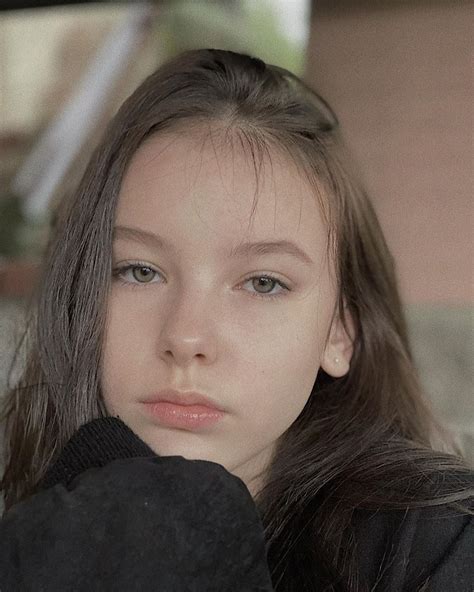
[320,306,355,378]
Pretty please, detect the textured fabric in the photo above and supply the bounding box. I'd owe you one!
[353,501,474,591]
[38,416,157,490]
[0,418,274,591]
[0,417,473,591]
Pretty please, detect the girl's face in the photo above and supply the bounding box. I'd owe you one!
[101,129,353,496]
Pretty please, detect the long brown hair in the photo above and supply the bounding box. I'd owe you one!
[1,49,471,590]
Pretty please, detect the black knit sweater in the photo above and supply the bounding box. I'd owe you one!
[0,417,473,591]
[0,417,274,591]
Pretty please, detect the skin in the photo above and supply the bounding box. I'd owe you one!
[101,127,353,497]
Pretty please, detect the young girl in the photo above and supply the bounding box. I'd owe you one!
[1,49,472,591]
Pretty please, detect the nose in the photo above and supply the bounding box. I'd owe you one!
[157,290,218,367]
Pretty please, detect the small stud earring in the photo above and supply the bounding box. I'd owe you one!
[334,357,340,364]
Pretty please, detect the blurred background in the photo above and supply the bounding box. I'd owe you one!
[0,0,472,471]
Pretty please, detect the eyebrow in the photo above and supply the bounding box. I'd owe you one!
[113,225,314,266]
[114,225,175,253]
[229,239,314,265]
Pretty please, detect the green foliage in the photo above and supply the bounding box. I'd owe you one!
[156,0,304,75]
[0,193,49,259]
[0,193,25,258]
[241,0,305,74]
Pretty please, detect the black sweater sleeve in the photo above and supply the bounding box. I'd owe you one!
[353,490,474,591]
[0,417,274,592]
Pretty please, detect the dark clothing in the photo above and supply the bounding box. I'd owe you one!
[0,418,472,591]
[0,418,273,591]
[353,502,473,591]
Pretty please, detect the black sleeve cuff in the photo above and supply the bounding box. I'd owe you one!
[39,416,157,491]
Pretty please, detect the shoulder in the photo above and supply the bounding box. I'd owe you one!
[0,456,273,591]
[352,471,473,591]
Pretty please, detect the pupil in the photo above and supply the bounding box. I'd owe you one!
[255,277,273,293]
[134,267,153,282]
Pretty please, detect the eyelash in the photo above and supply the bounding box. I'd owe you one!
[111,262,290,301]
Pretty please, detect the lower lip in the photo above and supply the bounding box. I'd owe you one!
[143,402,224,430]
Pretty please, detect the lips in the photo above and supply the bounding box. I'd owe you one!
[141,389,225,413]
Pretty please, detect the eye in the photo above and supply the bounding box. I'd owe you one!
[112,264,290,300]
[242,274,290,300]
[112,263,161,286]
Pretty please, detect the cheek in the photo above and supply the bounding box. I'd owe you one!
[99,323,119,408]
[240,315,323,420]
[252,299,327,372]
[100,298,147,402]
[275,332,320,399]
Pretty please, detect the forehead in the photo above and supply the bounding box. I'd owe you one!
[115,128,328,258]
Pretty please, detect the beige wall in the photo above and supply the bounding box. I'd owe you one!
[0,4,131,134]
[305,1,473,304]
